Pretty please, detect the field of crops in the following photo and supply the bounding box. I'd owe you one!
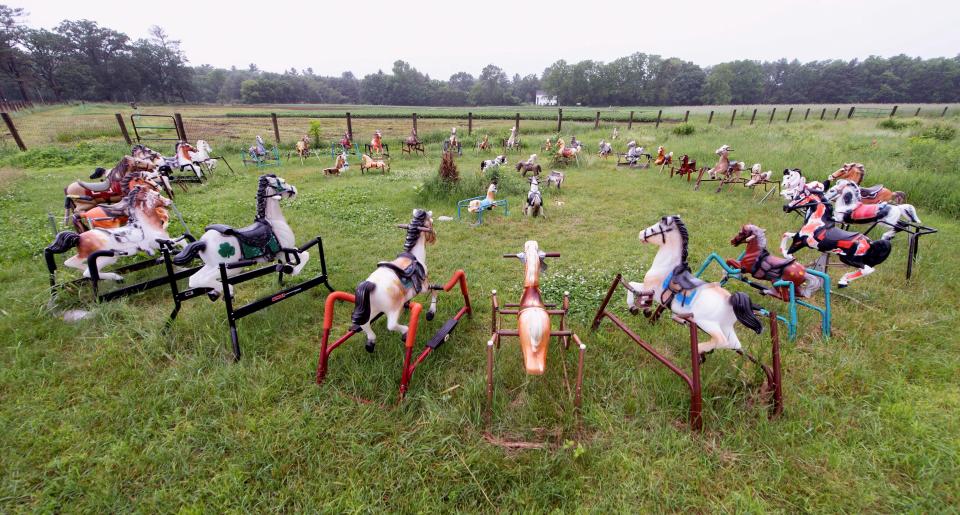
[0,110,958,511]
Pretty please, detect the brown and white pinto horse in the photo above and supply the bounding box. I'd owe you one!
[826,163,905,204]
[654,146,673,166]
[728,224,822,300]
[63,156,154,224]
[74,172,163,231]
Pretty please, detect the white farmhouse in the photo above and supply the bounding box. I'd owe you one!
[535,90,558,106]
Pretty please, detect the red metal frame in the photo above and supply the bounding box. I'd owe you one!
[591,274,782,431]
[316,270,471,400]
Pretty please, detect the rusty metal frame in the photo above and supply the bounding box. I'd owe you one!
[590,274,783,431]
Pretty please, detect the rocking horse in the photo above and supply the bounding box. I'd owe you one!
[781,187,892,288]
[654,146,674,173]
[486,241,586,420]
[616,140,650,168]
[515,154,542,177]
[780,168,822,201]
[170,141,206,183]
[669,154,697,181]
[541,137,554,153]
[591,215,782,431]
[695,144,746,192]
[523,175,544,217]
[46,187,195,302]
[598,139,613,158]
[360,154,390,174]
[72,171,164,232]
[745,163,779,202]
[365,129,389,157]
[402,129,425,155]
[480,155,507,173]
[167,174,332,360]
[696,224,831,339]
[826,163,905,204]
[442,128,462,156]
[475,134,491,153]
[502,126,522,153]
[323,152,349,176]
[242,136,281,168]
[317,210,471,400]
[554,138,580,166]
[63,155,155,225]
[457,182,508,225]
[826,179,921,240]
[332,132,359,157]
[545,170,565,189]
[291,136,315,165]
[191,140,225,173]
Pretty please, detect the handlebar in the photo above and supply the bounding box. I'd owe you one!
[502,252,560,258]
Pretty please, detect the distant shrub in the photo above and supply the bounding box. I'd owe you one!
[915,123,956,142]
[54,127,121,143]
[878,118,921,131]
[308,121,323,147]
[438,151,459,183]
[672,123,695,136]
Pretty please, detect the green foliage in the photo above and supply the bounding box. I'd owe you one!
[878,118,909,130]
[0,142,128,169]
[672,123,696,136]
[307,120,323,147]
[915,123,956,141]
[54,126,122,143]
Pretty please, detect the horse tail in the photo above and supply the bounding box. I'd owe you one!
[89,167,107,179]
[47,231,80,254]
[64,195,74,210]
[864,238,892,267]
[729,292,763,334]
[893,191,906,204]
[351,281,377,326]
[172,240,206,266]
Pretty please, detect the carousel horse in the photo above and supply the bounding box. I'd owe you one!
[477,134,491,151]
[351,209,438,351]
[625,215,763,354]
[654,146,673,166]
[444,127,462,155]
[360,154,390,174]
[569,136,582,151]
[598,139,613,158]
[825,179,921,240]
[781,187,892,287]
[706,144,745,180]
[63,155,155,224]
[546,170,564,189]
[191,140,219,172]
[727,224,822,300]
[515,154,542,177]
[173,175,309,300]
[826,163,905,204]
[524,175,544,217]
[47,187,175,281]
[481,155,507,172]
[468,183,499,213]
[555,138,580,162]
[75,172,164,231]
[370,130,384,155]
[324,152,348,176]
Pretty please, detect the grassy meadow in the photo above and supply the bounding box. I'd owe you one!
[0,112,958,511]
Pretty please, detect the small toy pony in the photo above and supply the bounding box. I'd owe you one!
[746,164,772,187]
[515,154,542,177]
[728,224,822,300]
[339,132,353,152]
[360,154,390,174]
[370,130,385,155]
[670,154,697,180]
[295,136,311,163]
[826,163,905,204]
[706,144,745,180]
[780,168,821,200]
[618,140,650,168]
[248,135,268,160]
[654,146,673,166]
[555,138,580,165]
[191,140,219,172]
[481,155,507,172]
[524,175,544,217]
[324,152,348,176]
[541,137,554,153]
[503,126,521,152]
[825,179,920,240]
[546,170,565,189]
[476,134,491,152]
[469,183,499,214]
[598,139,613,158]
[611,127,619,140]
[173,175,310,299]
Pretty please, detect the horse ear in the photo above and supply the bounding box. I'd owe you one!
[411,209,418,216]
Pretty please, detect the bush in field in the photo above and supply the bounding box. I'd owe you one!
[439,151,458,183]
[308,121,323,147]
[915,123,956,141]
[878,118,921,131]
[672,123,696,136]
[417,153,525,201]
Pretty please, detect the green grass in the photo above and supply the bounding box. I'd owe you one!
[1,118,958,511]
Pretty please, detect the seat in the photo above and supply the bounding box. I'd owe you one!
[824,226,862,242]
[205,220,280,259]
[859,184,884,198]
[78,180,113,192]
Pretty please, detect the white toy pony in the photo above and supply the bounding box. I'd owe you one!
[745,163,772,186]
[625,215,763,354]
[190,140,218,172]
[351,209,438,351]
[47,187,176,281]
[780,168,822,200]
[481,155,507,172]
[825,179,921,240]
[524,175,543,217]
[505,126,519,150]
[173,175,309,300]
[598,139,613,158]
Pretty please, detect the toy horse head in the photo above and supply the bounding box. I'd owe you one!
[397,209,436,246]
[640,214,688,258]
[258,174,297,204]
[829,162,865,183]
[716,144,732,156]
[784,185,825,213]
[128,187,172,229]
[731,224,765,247]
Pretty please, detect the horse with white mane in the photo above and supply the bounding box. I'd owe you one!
[825,179,921,240]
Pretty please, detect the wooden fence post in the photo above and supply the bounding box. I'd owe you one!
[768,107,776,124]
[890,105,898,117]
[557,108,562,132]
[684,110,690,123]
[914,107,921,117]
[730,109,737,127]
[655,109,662,128]
[941,106,948,117]
[749,109,757,125]
[346,112,353,140]
[1,112,26,151]
[847,106,856,119]
[270,113,280,145]
[115,113,132,144]
[594,111,600,129]
[628,110,634,130]
[515,112,520,132]
[412,112,418,134]
[708,110,714,124]
[468,112,472,135]
[820,108,826,120]
[786,107,793,123]
[175,112,187,141]
[804,108,810,121]
[834,108,840,119]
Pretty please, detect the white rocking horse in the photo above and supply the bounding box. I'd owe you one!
[625,215,763,354]
[172,175,309,299]
[190,139,218,172]
[46,187,176,281]
[825,179,921,240]
[351,209,439,351]
[780,168,822,200]
[524,175,544,217]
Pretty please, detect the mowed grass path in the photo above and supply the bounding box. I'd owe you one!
[0,120,958,511]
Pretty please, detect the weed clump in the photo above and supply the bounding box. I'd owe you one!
[915,123,956,142]
[672,123,696,136]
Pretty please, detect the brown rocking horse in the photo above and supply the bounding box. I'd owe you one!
[73,172,164,232]
[727,224,822,301]
[63,156,155,225]
[402,130,425,155]
[669,154,697,181]
[826,163,905,204]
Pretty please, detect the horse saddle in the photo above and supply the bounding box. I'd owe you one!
[849,203,889,221]
[78,180,113,192]
[377,252,426,293]
[859,184,884,199]
[205,220,280,260]
[753,249,796,279]
[821,226,863,246]
[662,265,705,307]
[527,191,542,205]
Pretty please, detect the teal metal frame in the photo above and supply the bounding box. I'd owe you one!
[241,146,281,168]
[330,142,361,158]
[696,251,831,340]
[456,196,508,225]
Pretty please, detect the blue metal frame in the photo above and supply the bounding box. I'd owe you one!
[330,142,361,158]
[456,196,509,225]
[242,146,281,168]
[696,251,831,340]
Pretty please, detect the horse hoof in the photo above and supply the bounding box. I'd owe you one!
[365,340,376,353]
[426,311,435,321]
[399,332,407,343]
[838,282,848,289]
[207,291,221,302]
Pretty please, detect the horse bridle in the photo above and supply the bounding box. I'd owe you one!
[641,222,673,244]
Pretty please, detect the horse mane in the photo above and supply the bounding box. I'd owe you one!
[673,216,691,269]
[255,174,273,220]
[747,224,767,248]
[403,209,429,251]
[120,171,146,193]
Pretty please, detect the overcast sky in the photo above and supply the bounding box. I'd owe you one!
[15,0,960,78]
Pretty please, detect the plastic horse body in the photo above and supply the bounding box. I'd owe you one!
[324,152,348,175]
[507,240,553,374]
[76,172,163,231]
[47,188,174,281]
[625,215,763,354]
[707,144,745,180]
[515,154,541,177]
[248,135,268,158]
[191,140,218,172]
[827,163,905,204]
[745,164,772,186]
[524,176,543,217]
[781,188,891,287]
[505,126,520,150]
[173,175,309,299]
[370,130,384,155]
[826,179,920,240]
[728,224,822,300]
[468,183,498,213]
[63,155,154,224]
[350,210,439,351]
[654,146,673,166]
[360,154,390,174]
[598,139,613,158]
[477,135,491,151]
[295,137,311,159]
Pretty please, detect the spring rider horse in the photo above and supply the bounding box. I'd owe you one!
[242,136,280,168]
[442,128,462,156]
[63,155,155,225]
[366,129,389,157]
[669,154,697,181]
[695,144,746,192]
[487,241,586,420]
[616,140,650,168]
[592,215,783,431]
[476,134,491,153]
[360,153,390,174]
[503,126,522,152]
[317,209,471,400]
[72,172,165,232]
[554,138,580,166]
[782,186,892,288]
[323,152,349,176]
[402,129,425,155]
[696,224,831,339]
[523,175,544,217]
[457,182,508,225]
[598,139,613,158]
[826,163,905,204]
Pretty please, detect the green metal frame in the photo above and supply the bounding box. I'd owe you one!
[456,196,508,225]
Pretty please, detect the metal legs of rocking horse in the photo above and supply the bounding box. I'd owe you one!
[591,274,782,431]
[316,270,471,401]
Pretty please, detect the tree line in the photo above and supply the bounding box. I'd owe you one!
[2,5,958,106]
